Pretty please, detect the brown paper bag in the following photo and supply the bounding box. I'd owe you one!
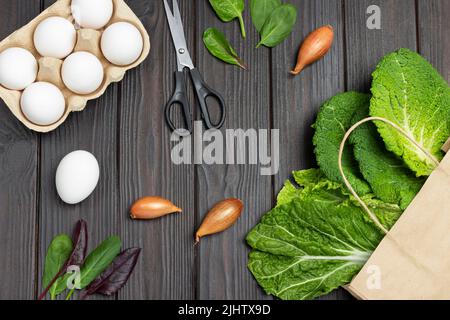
[338,117,450,300]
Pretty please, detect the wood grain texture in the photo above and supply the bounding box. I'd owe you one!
[339,0,417,301]
[0,0,449,300]
[272,0,346,188]
[344,0,417,92]
[271,0,348,300]
[196,0,273,299]
[0,0,40,300]
[36,0,119,301]
[118,0,195,300]
[417,0,450,82]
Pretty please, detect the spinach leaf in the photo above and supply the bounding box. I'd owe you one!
[370,48,450,176]
[351,105,425,210]
[313,92,372,195]
[46,219,89,297]
[247,172,401,300]
[81,248,141,299]
[256,4,297,48]
[203,28,246,69]
[79,236,121,289]
[250,0,281,32]
[42,234,73,300]
[209,0,246,38]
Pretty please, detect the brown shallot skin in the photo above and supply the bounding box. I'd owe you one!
[195,198,243,243]
[290,25,334,75]
[130,196,182,220]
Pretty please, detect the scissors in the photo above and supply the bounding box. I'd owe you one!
[163,0,226,136]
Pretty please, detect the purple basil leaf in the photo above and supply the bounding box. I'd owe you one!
[66,219,88,267]
[82,248,141,298]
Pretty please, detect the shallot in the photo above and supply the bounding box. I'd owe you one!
[130,196,182,220]
[290,25,334,76]
[195,198,243,243]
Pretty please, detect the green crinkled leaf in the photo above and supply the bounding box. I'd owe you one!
[292,169,327,187]
[277,170,402,229]
[248,170,402,300]
[351,104,425,210]
[248,250,363,300]
[277,180,302,207]
[276,169,327,206]
[370,48,450,176]
[313,92,372,195]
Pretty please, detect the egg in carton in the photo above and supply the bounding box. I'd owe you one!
[0,0,150,132]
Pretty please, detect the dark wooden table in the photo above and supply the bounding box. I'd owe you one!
[0,0,448,300]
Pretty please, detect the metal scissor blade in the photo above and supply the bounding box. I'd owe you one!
[171,0,183,26]
[163,0,195,70]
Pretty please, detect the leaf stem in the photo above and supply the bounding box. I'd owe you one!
[65,288,75,300]
[238,15,246,39]
[37,267,66,300]
[237,58,248,70]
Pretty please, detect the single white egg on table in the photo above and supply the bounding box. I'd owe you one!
[56,150,100,205]
[71,0,114,29]
[20,82,66,126]
[101,22,143,66]
[0,47,38,90]
[62,51,104,95]
[34,16,76,59]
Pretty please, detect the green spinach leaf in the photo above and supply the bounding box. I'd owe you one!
[370,48,450,176]
[250,0,281,33]
[209,0,246,38]
[42,234,73,300]
[203,28,246,69]
[256,4,297,48]
[79,236,121,289]
[51,236,121,296]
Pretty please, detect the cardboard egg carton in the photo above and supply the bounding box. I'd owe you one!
[0,0,150,132]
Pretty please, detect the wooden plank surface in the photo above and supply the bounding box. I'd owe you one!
[195,1,273,299]
[341,0,417,300]
[344,0,417,92]
[0,0,41,300]
[0,0,449,300]
[271,0,346,190]
[418,0,450,82]
[36,0,120,301]
[271,0,349,300]
[118,0,196,300]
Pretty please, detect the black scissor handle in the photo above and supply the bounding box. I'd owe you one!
[189,68,226,130]
[165,71,192,136]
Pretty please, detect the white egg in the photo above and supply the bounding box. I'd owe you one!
[101,22,143,66]
[34,16,76,59]
[62,51,104,94]
[20,82,66,126]
[71,0,113,29]
[56,150,100,205]
[0,47,38,90]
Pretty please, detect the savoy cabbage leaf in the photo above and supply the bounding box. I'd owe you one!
[313,92,371,195]
[351,104,425,210]
[370,48,450,176]
[247,170,401,300]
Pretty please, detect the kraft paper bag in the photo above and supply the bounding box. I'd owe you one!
[346,139,450,300]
